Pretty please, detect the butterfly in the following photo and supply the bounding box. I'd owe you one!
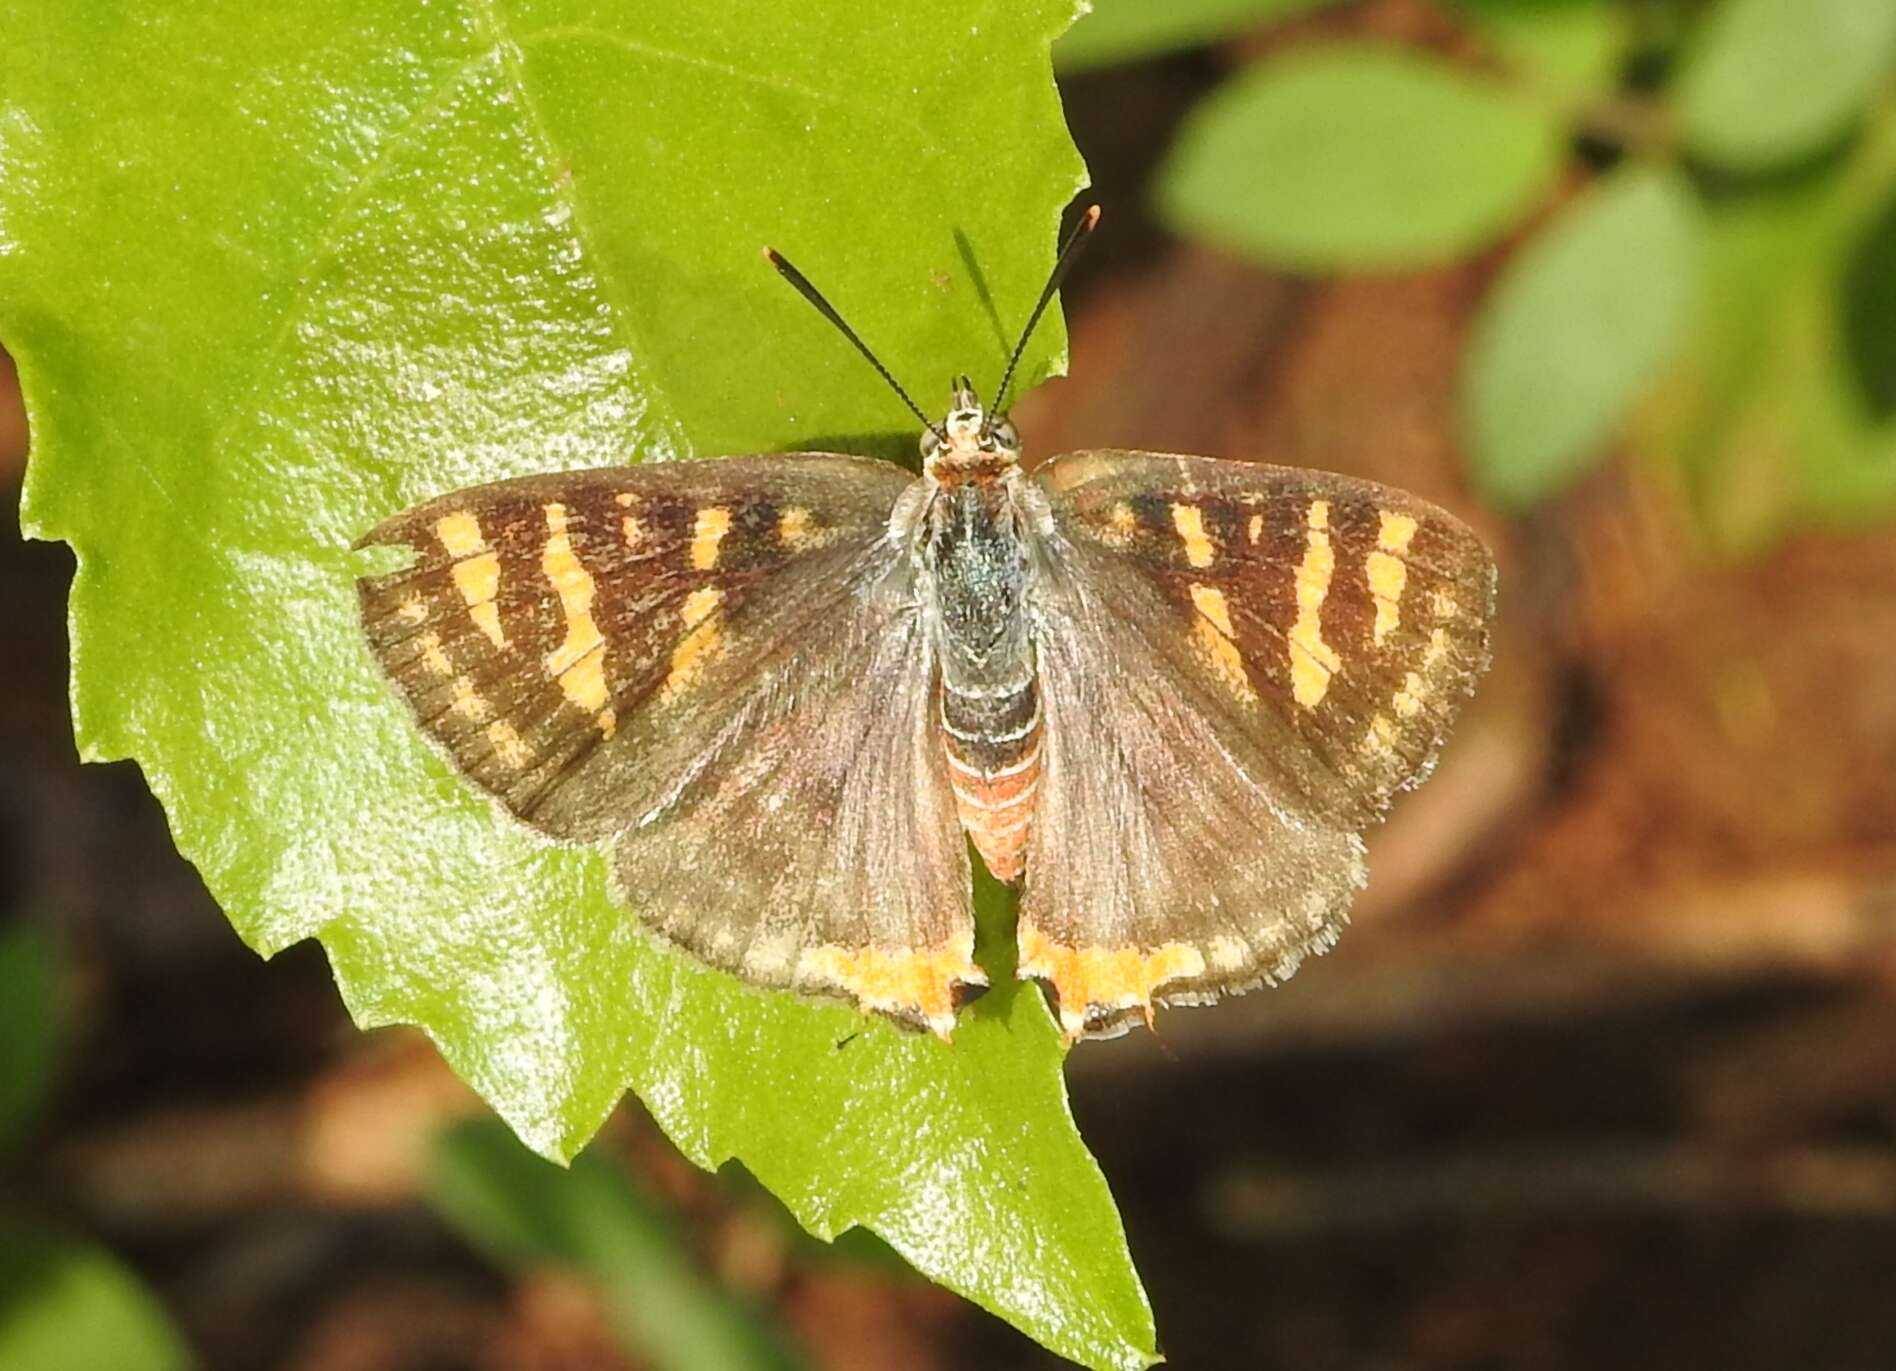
[356,206,1496,1042]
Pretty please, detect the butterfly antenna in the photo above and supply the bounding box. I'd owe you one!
[764,246,942,437]
[987,203,1102,426]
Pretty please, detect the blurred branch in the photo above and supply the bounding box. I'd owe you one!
[1574,93,1678,158]
[1206,1143,1896,1239]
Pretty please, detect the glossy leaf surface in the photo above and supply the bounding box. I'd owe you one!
[3,4,1157,1365]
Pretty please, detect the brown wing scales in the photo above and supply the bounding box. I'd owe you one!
[357,457,909,836]
[359,446,1492,1043]
[357,456,983,1037]
[1022,450,1496,1038]
[1041,450,1495,827]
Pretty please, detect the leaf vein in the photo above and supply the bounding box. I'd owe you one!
[469,0,690,454]
[516,21,949,160]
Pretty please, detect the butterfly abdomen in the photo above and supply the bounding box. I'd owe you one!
[939,681,1042,882]
[923,474,1043,882]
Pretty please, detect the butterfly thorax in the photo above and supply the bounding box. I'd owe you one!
[910,391,1042,882]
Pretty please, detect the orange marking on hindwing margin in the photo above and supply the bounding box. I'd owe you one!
[1018,924,1208,1040]
[435,511,507,650]
[541,503,616,738]
[1207,935,1248,973]
[799,933,985,1039]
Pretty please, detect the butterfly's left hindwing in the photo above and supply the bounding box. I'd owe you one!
[357,455,984,1036]
[1018,450,1496,1038]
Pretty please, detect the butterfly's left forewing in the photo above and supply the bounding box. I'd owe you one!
[357,455,983,1036]
[1020,450,1495,1038]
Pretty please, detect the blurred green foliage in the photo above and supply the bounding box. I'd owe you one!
[1463,164,1699,506]
[0,1224,193,1371]
[0,926,194,1371]
[430,1120,809,1371]
[1070,0,1896,540]
[0,926,58,1154]
[1677,0,1896,170]
[1158,46,1563,269]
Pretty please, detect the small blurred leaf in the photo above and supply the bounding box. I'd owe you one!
[0,1224,192,1371]
[1841,186,1896,418]
[1452,0,1630,104]
[431,1120,806,1371]
[0,925,58,1154]
[1677,0,1896,171]
[1055,0,1338,72]
[1157,46,1565,271]
[1644,108,1896,550]
[1462,164,1700,508]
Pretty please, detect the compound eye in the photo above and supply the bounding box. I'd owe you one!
[988,417,1020,451]
[920,427,944,460]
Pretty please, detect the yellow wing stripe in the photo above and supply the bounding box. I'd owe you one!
[540,503,615,739]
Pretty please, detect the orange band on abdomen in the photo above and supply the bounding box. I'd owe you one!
[942,722,1043,882]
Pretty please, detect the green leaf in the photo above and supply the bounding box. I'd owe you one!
[1451,0,1630,105]
[2,4,1157,1367]
[1677,0,1896,172]
[1643,106,1896,551]
[0,925,59,1155]
[1462,164,1701,509]
[430,1120,807,1371]
[1055,0,1339,73]
[0,1223,192,1371]
[1156,45,1565,271]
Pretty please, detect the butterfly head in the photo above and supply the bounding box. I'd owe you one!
[922,375,1020,472]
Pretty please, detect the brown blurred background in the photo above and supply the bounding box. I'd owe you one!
[6,3,1896,1368]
